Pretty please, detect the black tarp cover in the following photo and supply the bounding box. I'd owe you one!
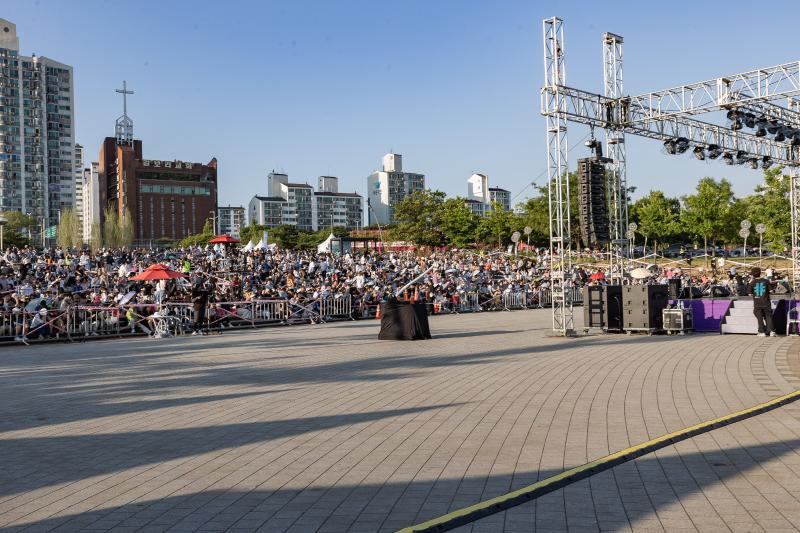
[377,300,432,340]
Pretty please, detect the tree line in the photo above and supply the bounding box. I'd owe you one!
[388,166,791,252]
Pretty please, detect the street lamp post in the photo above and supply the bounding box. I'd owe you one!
[756,223,766,259]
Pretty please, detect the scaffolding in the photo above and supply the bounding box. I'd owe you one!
[541,17,800,335]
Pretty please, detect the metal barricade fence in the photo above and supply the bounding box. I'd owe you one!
[318,295,353,321]
[459,291,481,312]
[502,291,527,310]
[1,289,586,345]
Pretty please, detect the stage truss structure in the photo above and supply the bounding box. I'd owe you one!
[542,16,800,335]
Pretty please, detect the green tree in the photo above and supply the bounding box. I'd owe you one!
[629,190,680,254]
[178,219,215,247]
[0,211,35,248]
[438,198,479,247]
[746,166,791,252]
[516,194,550,246]
[268,224,300,248]
[119,208,134,247]
[90,220,103,251]
[681,177,737,259]
[477,202,519,247]
[56,208,81,249]
[239,219,266,245]
[392,189,446,246]
[102,207,121,248]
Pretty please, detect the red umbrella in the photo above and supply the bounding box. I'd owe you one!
[208,234,240,244]
[589,271,605,281]
[129,264,185,281]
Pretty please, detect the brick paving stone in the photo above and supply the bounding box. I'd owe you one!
[1,311,799,531]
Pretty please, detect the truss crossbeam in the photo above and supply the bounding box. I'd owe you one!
[541,85,800,166]
[626,61,800,122]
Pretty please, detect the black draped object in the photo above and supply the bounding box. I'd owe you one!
[378,300,432,340]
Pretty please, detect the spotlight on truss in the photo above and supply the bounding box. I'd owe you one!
[767,120,781,135]
[735,150,749,165]
[722,152,735,165]
[755,116,768,129]
[663,139,677,155]
[775,130,786,142]
[761,156,773,169]
[726,110,740,121]
[692,146,706,160]
[731,119,743,131]
[674,137,690,154]
[706,144,723,159]
[749,158,759,169]
[755,127,766,137]
[743,113,756,128]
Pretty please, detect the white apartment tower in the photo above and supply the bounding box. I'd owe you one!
[217,205,246,238]
[464,173,511,216]
[0,19,76,230]
[249,172,362,231]
[74,143,84,226]
[81,161,99,243]
[367,153,425,225]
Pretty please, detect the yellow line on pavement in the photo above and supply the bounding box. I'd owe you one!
[398,387,800,533]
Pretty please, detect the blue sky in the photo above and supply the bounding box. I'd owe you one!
[5,0,800,207]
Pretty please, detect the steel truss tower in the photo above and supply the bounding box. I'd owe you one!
[541,17,800,334]
[603,32,627,284]
[542,17,574,334]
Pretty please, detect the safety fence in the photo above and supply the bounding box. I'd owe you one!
[0,288,583,345]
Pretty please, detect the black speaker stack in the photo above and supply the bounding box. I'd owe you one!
[582,285,623,331]
[622,285,669,331]
[577,158,610,247]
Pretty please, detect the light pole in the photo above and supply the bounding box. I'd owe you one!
[0,215,6,251]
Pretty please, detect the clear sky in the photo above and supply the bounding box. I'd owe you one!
[5,0,800,208]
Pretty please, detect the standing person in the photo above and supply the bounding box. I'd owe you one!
[748,267,776,337]
[191,277,209,336]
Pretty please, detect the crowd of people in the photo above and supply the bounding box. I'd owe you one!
[0,244,792,342]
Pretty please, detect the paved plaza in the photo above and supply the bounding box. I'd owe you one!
[1,310,800,532]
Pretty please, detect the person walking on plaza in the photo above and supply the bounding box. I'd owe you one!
[748,267,776,337]
[191,277,210,336]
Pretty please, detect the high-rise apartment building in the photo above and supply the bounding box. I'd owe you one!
[81,161,99,242]
[74,143,84,226]
[489,187,511,212]
[464,173,511,215]
[367,153,424,225]
[217,205,245,238]
[0,19,75,230]
[249,172,362,231]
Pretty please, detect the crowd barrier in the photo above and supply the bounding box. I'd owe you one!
[0,288,583,345]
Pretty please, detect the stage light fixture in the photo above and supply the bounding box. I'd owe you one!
[762,156,773,169]
[749,158,759,169]
[674,137,690,154]
[663,139,677,154]
[706,144,723,159]
[731,120,743,131]
[722,152,734,165]
[735,150,749,165]
[767,120,780,134]
[693,146,706,160]
[744,113,756,128]
[775,130,786,142]
[755,116,768,129]
[755,127,766,137]
[726,110,740,121]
